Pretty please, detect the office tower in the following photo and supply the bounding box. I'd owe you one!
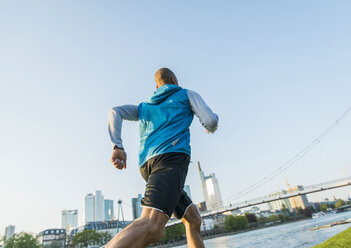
[104,199,115,221]
[197,161,223,211]
[84,193,95,223]
[83,190,105,223]
[62,210,78,231]
[94,190,104,221]
[184,185,192,199]
[131,194,143,220]
[5,225,15,240]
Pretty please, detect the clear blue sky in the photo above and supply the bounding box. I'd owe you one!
[1,1,351,234]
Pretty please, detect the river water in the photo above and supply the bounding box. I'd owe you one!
[175,211,351,248]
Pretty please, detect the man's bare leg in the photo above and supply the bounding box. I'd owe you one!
[106,208,168,248]
[182,204,205,248]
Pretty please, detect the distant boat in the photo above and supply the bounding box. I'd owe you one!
[312,212,326,219]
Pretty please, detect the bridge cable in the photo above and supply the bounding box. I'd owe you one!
[210,105,351,209]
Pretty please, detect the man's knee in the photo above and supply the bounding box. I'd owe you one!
[183,206,202,229]
[138,209,167,243]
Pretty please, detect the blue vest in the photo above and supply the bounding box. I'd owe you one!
[137,84,194,167]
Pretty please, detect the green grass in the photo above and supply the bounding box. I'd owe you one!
[314,227,351,248]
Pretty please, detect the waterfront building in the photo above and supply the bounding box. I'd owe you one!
[37,229,66,247]
[200,219,215,231]
[184,185,192,199]
[287,185,310,210]
[83,190,105,223]
[269,190,292,211]
[4,225,15,240]
[197,161,223,211]
[104,199,115,221]
[131,194,143,220]
[268,185,310,212]
[62,210,78,231]
[70,220,132,241]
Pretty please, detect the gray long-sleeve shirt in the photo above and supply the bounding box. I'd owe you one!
[108,90,218,149]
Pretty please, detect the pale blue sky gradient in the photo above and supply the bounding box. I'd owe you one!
[1,1,351,234]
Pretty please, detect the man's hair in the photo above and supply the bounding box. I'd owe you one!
[155,68,177,85]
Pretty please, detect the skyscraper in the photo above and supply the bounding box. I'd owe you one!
[5,225,15,240]
[131,194,143,220]
[83,190,105,223]
[184,185,192,199]
[94,190,104,221]
[83,193,95,223]
[197,161,223,211]
[104,199,115,221]
[62,210,78,231]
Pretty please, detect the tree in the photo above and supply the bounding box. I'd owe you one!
[72,230,100,248]
[244,213,257,223]
[257,216,268,225]
[320,203,327,212]
[281,204,290,214]
[44,241,62,248]
[224,215,248,231]
[277,214,289,222]
[160,224,185,243]
[99,231,113,245]
[4,232,41,248]
[335,199,346,208]
[268,214,278,223]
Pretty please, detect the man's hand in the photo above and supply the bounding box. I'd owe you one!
[110,148,127,170]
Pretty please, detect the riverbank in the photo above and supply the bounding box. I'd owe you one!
[313,227,351,248]
[153,216,310,248]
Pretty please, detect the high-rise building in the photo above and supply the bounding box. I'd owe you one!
[269,185,310,212]
[83,193,95,223]
[287,185,310,210]
[184,185,192,199]
[197,161,223,211]
[104,199,115,221]
[62,210,78,231]
[269,190,292,211]
[5,225,15,240]
[83,190,105,223]
[94,190,104,221]
[131,194,143,220]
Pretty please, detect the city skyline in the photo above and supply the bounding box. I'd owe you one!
[1,1,351,234]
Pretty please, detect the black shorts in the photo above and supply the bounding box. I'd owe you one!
[140,152,193,219]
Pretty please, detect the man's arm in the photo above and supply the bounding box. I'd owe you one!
[108,104,139,169]
[188,90,219,133]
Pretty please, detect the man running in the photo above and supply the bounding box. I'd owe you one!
[107,68,218,248]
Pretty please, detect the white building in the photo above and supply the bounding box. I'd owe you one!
[94,191,104,221]
[83,191,105,223]
[62,209,78,231]
[84,193,95,223]
[268,185,310,212]
[197,161,223,211]
[5,225,15,240]
[200,219,215,231]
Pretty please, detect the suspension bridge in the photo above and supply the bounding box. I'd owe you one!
[167,176,351,226]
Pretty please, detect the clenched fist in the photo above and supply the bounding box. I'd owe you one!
[111,148,127,170]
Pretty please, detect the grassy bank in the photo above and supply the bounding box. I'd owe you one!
[314,227,351,248]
